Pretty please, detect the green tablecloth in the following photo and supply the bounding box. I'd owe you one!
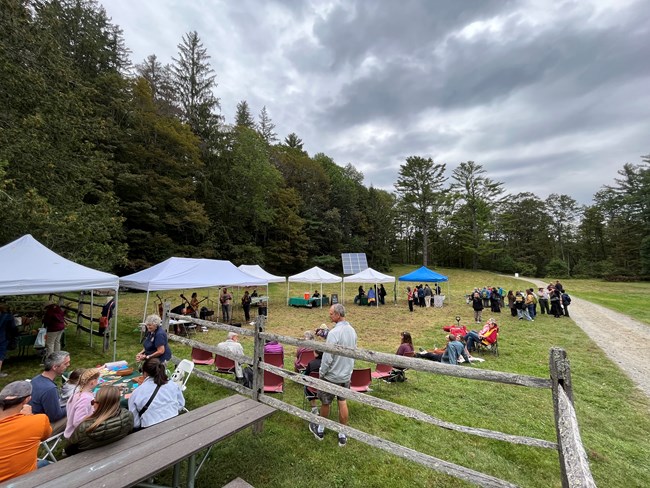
[288,297,311,307]
[98,371,142,407]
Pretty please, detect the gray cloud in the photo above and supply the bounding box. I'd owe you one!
[102,0,650,204]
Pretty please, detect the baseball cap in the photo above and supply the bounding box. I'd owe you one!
[0,381,32,400]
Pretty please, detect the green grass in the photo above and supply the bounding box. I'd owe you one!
[2,267,649,487]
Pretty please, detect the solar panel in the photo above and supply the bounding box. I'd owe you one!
[341,253,368,275]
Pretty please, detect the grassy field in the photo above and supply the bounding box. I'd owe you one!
[2,267,650,487]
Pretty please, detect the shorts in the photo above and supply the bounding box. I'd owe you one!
[316,379,350,405]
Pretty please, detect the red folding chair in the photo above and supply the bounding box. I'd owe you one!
[191,347,215,366]
[263,352,285,393]
[214,354,236,374]
[349,368,372,392]
[294,349,316,372]
[371,363,393,381]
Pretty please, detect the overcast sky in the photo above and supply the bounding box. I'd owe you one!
[102,0,650,205]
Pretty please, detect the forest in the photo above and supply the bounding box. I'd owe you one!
[1,0,649,279]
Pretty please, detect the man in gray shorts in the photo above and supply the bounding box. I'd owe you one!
[309,303,357,447]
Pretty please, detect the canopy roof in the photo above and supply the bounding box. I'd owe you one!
[0,234,119,295]
[343,267,395,284]
[120,257,266,291]
[238,265,285,283]
[288,266,342,284]
[398,266,449,283]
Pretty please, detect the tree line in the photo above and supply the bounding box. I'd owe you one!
[1,0,648,279]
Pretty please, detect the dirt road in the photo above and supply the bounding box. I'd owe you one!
[513,277,650,399]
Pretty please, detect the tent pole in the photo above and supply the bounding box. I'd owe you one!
[320,283,323,309]
[90,291,94,348]
[143,290,150,323]
[112,290,119,362]
[266,283,269,321]
[286,281,289,306]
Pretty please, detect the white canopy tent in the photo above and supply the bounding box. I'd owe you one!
[342,267,396,306]
[0,234,120,359]
[120,257,267,321]
[287,266,342,308]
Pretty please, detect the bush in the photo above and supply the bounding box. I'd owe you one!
[514,261,536,276]
[545,258,569,278]
[493,255,516,274]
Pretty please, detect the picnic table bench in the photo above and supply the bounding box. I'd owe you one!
[2,395,275,488]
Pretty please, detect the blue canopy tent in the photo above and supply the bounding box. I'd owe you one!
[398,266,450,304]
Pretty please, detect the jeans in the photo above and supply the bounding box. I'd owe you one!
[517,308,533,321]
[465,331,480,352]
[222,304,232,323]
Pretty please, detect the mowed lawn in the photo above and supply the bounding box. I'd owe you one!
[3,267,649,487]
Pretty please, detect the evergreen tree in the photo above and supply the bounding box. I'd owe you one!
[171,31,221,141]
[257,106,277,144]
[284,132,304,150]
[235,100,256,129]
[450,161,504,270]
[394,156,447,266]
[136,54,179,117]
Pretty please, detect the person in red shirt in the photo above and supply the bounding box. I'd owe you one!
[0,381,52,482]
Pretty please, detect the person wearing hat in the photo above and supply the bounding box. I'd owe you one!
[0,381,52,482]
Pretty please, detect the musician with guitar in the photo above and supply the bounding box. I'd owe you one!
[179,293,208,318]
[220,288,233,323]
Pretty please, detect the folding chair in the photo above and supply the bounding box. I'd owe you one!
[170,359,194,392]
[302,371,320,411]
[294,349,316,372]
[39,432,64,463]
[191,347,215,366]
[214,354,236,375]
[349,368,372,392]
[475,327,499,357]
[263,352,284,393]
[371,363,394,382]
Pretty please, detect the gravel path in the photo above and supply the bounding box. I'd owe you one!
[514,276,650,399]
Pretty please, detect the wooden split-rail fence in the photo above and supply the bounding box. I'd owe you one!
[163,303,596,488]
[50,292,111,352]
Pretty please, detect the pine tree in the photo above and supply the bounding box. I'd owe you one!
[284,132,304,150]
[171,31,221,141]
[257,106,277,144]
[235,100,256,129]
[136,54,179,117]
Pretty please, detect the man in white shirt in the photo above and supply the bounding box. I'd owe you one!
[217,332,245,379]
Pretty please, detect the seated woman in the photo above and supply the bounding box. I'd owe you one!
[64,385,133,456]
[312,290,320,298]
[367,287,376,305]
[396,331,414,356]
[64,368,101,439]
[464,319,498,352]
[128,358,185,430]
[294,330,315,371]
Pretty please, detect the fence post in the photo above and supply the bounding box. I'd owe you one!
[549,347,597,488]
[251,315,266,434]
[162,301,171,333]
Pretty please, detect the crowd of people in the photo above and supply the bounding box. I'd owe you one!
[0,310,185,483]
[405,283,442,312]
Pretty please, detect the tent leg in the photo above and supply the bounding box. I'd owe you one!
[112,291,119,362]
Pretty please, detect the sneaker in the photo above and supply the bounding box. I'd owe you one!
[310,407,319,415]
[419,347,425,353]
[309,422,324,441]
[338,435,347,447]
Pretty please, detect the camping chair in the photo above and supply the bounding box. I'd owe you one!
[349,368,372,392]
[191,347,215,366]
[294,349,316,372]
[475,328,499,357]
[214,354,236,375]
[39,432,64,463]
[263,352,284,393]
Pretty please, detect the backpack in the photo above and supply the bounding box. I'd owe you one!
[562,293,571,305]
[481,290,488,299]
[385,369,406,383]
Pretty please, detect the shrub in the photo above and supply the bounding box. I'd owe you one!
[545,258,569,278]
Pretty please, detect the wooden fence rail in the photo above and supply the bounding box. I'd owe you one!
[166,308,594,487]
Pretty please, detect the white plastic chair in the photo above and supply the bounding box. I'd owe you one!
[39,432,64,463]
[170,359,194,392]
